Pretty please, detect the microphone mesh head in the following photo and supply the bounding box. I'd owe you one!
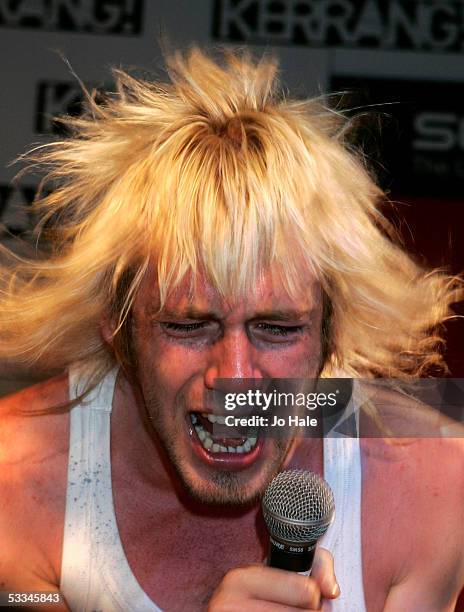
[262,469,335,544]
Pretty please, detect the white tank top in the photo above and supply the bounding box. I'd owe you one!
[60,367,366,611]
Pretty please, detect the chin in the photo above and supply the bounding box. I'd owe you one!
[166,432,290,507]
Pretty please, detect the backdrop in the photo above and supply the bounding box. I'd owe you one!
[0,1,463,608]
[1,0,463,378]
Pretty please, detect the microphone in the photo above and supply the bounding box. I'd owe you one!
[262,469,335,575]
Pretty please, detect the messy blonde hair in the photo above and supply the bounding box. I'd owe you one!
[0,48,461,391]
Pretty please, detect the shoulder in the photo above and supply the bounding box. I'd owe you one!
[361,435,464,513]
[0,373,70,588]
[358,382,464,501]
[0,372,70,466]
[0,371,69,415]
[359,380,464,531]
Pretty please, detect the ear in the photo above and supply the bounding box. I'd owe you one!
[100,311,116,347]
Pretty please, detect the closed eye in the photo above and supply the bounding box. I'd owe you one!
[162,322,207,333]
[254,323,305,337]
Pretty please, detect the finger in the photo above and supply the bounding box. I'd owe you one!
[311,547,340,599]
[227,565,322,609]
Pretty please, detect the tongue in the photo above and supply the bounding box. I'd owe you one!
[217,436,248,448]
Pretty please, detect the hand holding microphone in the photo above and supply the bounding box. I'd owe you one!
[207,553,339,611]
[208,470,340,611]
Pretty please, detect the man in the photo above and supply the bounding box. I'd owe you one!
[0,48,463,611]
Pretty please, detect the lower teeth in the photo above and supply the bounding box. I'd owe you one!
[191,414,258,454]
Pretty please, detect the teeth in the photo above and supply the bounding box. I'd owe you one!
[190,414,259,454]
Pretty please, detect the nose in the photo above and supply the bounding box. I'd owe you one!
[204,329,262,388]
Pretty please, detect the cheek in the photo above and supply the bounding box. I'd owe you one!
[133,330,203,393]
[258,338,322,378]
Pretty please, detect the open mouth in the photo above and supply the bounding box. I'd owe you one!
[188,412,263,470]
[190,413,258,454]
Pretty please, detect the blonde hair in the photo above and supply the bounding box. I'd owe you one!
[0,47,461,390]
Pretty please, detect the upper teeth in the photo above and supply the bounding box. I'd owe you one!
[201,413,227,425]
[192,414,258,454]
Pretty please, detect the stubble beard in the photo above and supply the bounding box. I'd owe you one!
[141,388,290,507]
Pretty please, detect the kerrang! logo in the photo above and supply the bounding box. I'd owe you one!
[213,0,464,53]
[0,0,144,35]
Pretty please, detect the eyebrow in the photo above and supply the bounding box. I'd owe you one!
[153,307,222,320]
[251,310,312,322]
[155,308,313,321]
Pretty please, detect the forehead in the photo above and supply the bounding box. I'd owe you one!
[135,265,322,316]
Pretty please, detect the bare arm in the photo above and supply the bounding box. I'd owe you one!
[0,379,70,611]
[384,573,463,612]
[383,438,464,612]
[0,479,70,612]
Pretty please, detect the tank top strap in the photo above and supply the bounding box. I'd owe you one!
[68,364,118,410]
[61,364,161,611]
[321,426,366,610]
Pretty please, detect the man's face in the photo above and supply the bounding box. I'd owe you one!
[129,267,324,506]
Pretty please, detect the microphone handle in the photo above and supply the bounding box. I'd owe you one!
[267,535,317,575]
